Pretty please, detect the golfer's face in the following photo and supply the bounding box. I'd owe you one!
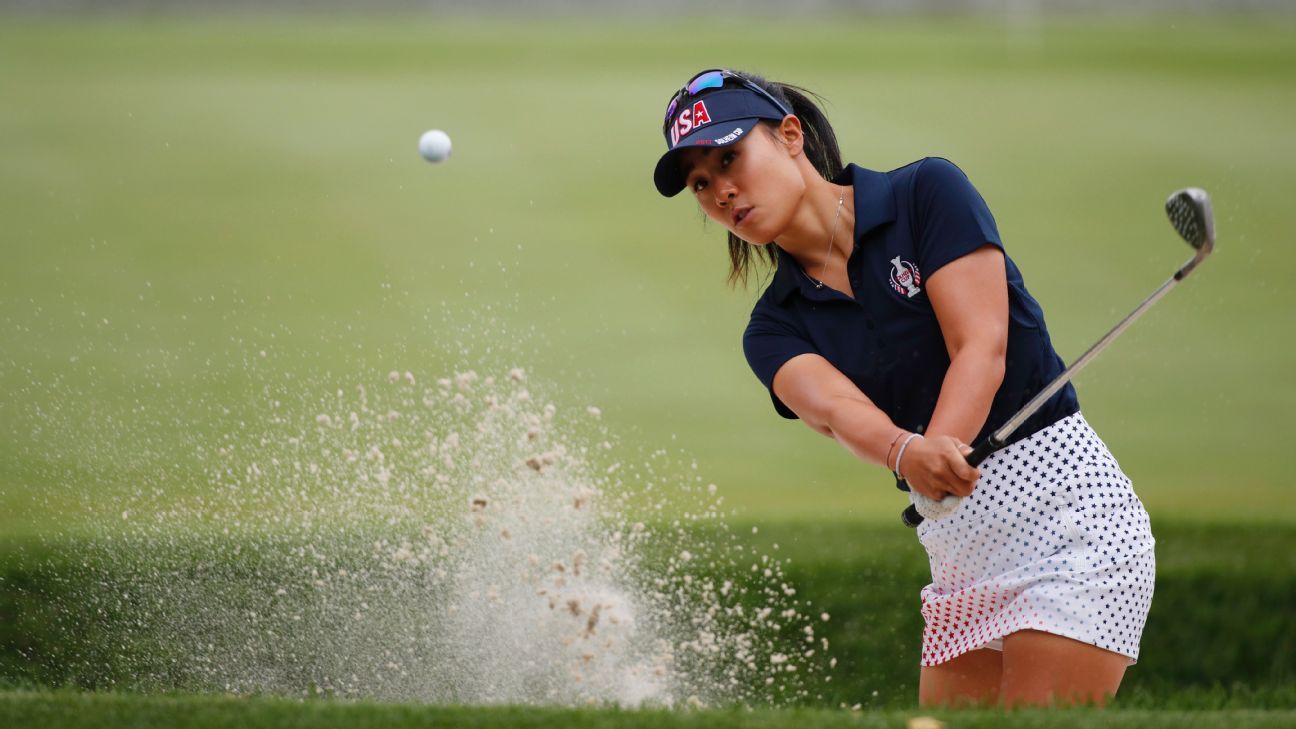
[679,128,803,245]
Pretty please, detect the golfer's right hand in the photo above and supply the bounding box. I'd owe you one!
[899,436,980,502]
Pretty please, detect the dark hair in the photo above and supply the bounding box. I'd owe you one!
[721,71,844,288]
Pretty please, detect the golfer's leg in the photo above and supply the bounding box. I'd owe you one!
[1000,629,1128,707]
[918,647,1002,708]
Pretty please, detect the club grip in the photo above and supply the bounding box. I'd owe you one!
[965,437,998,467]
[899,436,1000,529]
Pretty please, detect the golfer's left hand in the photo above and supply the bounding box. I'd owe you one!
[900,436,980,502]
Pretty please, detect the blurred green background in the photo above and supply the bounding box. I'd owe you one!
[2,8,1296,720]
[2,13,1292,536]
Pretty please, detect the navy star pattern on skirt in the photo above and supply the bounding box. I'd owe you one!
[915,413,1156,666]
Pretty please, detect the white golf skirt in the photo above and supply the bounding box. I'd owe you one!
[915,412,1156,666]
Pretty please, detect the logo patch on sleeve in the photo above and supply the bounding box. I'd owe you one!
[889,256,922,298]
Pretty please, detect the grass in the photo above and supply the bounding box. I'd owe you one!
[1,14,1295,536]
[1,10,1294,728]
[4,522,1293,708]
[3,690,1296,729]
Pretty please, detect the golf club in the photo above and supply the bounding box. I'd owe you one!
[900,187,1216,528]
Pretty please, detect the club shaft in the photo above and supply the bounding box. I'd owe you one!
[991,273,1181,444]
[904,188,1213,529]
[902,250,1208,529]
[902,276,1180,529]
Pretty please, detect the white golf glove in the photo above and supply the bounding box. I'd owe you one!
[909,491,964,521]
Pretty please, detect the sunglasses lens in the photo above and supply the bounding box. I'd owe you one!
[686,71,725,96]
[665,71,732,129]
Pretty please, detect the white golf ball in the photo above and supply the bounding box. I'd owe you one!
[418,129,452,163]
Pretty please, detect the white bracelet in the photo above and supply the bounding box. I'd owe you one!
[893,433,924,480]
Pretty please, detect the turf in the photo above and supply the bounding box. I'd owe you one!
[1,14,1295,537]
[3,690,1296,729]
[1,10,1294,727]
[4,522,1293,707]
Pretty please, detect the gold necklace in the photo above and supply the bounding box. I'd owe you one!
[812,186,846,289]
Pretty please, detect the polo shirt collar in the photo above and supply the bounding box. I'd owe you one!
[771,163,898,304]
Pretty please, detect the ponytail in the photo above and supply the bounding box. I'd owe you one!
[724,72,843,289]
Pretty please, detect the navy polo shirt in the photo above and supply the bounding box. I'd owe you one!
[742,158,1078,446]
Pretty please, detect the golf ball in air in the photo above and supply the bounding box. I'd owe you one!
[419,129,452,163]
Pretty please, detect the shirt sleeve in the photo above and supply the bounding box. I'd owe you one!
[912,157,1004,278]
[743,308,816,420]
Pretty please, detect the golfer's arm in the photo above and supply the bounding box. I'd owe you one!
[771,354,901,468]
[926,245,1009,443]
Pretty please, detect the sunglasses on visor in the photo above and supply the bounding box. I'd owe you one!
[662,69,792,131]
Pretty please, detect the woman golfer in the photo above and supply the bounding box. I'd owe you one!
[652,69,1155,708]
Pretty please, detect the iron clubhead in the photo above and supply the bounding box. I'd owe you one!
[1165,188,1215,281]
[1166,188,1215,254]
